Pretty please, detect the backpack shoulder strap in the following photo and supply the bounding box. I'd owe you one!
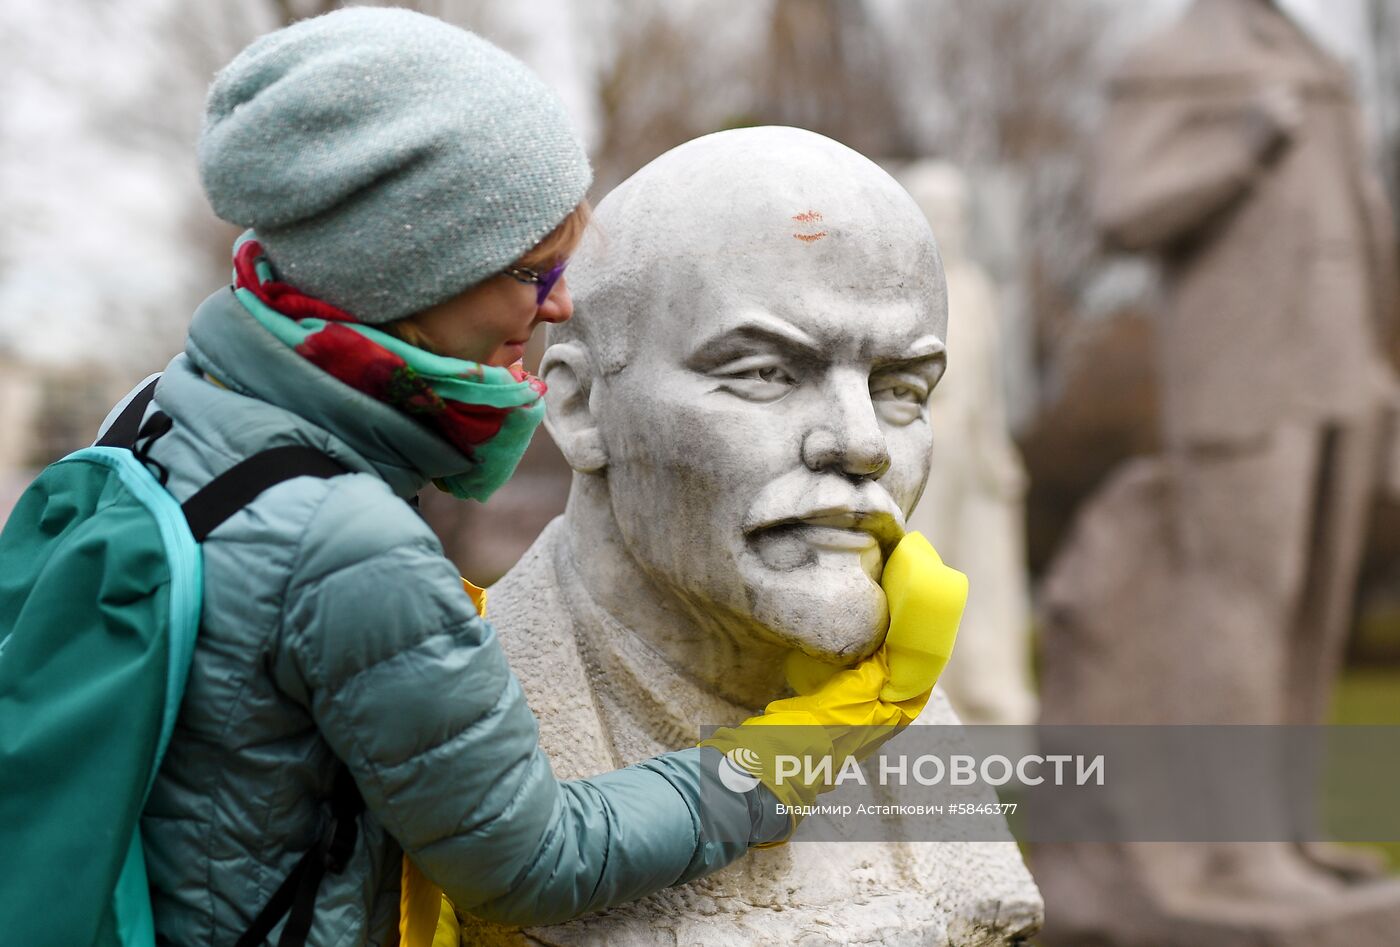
[96,377,160,448]
[181,447,350,543]
[96,376,352,542]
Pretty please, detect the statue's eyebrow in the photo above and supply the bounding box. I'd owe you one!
[687,312,824,365]
[872,335,946,370]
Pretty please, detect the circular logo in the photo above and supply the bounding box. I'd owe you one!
[717,746,762,793]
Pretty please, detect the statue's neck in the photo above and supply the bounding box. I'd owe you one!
[561,476,790,712]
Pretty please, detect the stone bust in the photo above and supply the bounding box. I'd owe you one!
[462,127,1042,945]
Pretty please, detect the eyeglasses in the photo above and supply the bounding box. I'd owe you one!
[506,259,568,306]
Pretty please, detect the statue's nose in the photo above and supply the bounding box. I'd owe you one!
[800,379,891,480]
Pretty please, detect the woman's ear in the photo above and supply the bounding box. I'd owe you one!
[540,342,608,474]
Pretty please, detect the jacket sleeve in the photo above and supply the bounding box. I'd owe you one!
[277,479,766,926]
[1094,81,1288,252]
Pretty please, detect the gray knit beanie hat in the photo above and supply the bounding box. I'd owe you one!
[199,7,591,324]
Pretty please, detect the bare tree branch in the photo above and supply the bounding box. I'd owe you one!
[755,0,907,158]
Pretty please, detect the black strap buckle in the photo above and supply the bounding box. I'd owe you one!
[132,411,174,486]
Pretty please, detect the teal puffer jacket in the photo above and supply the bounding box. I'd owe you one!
[130,289,763,946]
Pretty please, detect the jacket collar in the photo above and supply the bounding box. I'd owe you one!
[181,287,474,498]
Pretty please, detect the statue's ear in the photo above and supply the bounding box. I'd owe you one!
[541,341,608,474]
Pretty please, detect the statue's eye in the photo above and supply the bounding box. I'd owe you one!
[712,357,798,402]
[871,374,930,404]
[879,383,923,403]
[736,365,796,386]
[870,372,931,425]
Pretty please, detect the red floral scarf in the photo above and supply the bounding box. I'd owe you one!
[230,233,547,501]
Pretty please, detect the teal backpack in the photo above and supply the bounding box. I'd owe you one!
[0,379,361,947]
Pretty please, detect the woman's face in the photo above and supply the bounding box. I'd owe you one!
[408,269,573,366]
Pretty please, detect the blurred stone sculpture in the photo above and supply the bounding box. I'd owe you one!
[900,161,1037,727]
[1037,1,1400,944]
[463,127,1042,945]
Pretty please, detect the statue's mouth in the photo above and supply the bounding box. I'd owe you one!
[780,522,880,552]
[743,506,904,570]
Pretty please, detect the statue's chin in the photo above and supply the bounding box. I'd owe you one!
[750,570,888,664]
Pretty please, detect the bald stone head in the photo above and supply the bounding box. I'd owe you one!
[544,126,948,664]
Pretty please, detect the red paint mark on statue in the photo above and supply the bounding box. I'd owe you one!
[792,210,826,242]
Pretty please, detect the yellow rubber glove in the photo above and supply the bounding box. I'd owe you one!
[785,531,965,714]
[461,577,488,616]
[877,531,966,704]
[699,532,966,830]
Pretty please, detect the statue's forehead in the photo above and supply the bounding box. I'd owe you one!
[619,139,938,300]
[623,133,933,252]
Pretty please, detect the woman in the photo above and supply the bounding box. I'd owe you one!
[120,8,961,944]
